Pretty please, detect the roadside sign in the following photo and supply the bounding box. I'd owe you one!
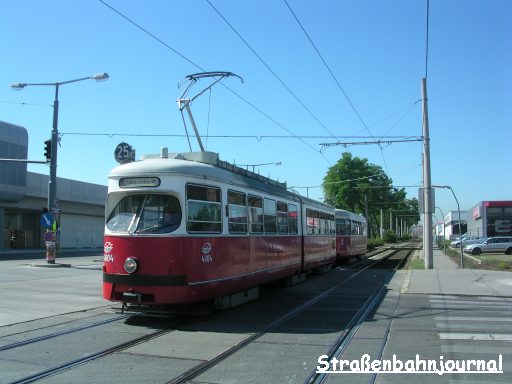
[44,231,55,242]
[114,142,133,164]
[418,188,435,214]
[40,213,55,229]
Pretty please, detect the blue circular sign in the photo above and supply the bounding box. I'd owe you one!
[114,142,133,164]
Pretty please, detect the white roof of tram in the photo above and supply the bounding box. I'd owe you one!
[109,151,331,210]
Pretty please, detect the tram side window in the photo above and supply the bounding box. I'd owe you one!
[288,204,298,235]
[352,220,363,236]
[306,209,314,235]
[264,198,277,234]
[314,210,320,234]
[355,220,366,236]
[248,195,263,234]
[336,219,342,235]
[319,212,326,234]
[228,190,247,234]
[186,185,222,233]
[329,214,335,234]
[277,201,288,234]
[336,218,350,235]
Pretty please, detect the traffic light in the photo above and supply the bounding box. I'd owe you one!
[44,139,52,162]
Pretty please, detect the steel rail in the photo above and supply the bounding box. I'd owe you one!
[165,245,411,384]
[8,245,413,384]
[9,325,180,384]
[0,313,131,352]
[304,247,414,384]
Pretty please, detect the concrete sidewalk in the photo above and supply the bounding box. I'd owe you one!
[402,246,512,297]
[0,247,103,261]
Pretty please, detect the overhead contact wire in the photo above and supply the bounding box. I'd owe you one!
[206,0,336,139]
[97,0,331,165]
[283,0,389,170]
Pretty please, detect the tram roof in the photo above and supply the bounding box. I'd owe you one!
[335,208,366,222]
[109,151,331,209]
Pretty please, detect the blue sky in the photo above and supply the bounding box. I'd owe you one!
[1,0,511,219]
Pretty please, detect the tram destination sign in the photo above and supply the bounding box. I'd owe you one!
[119,177,161,188]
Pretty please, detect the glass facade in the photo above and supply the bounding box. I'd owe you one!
[487,206,512,237]
[2,208,41,249]
[467,201,512,238]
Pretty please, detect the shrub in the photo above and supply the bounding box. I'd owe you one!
[398,234,412,242]
[383,230,397,243]
[368,237,384,251]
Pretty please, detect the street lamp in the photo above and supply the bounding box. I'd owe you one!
[11,73,109,263]
[436,206,446,254]
[432,214,440,243]
[11,73,109,212]
[432,185,464,268]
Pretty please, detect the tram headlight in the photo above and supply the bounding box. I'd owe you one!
[124,257,138,274]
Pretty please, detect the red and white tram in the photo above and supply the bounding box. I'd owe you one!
[335,208,368,260]
[103,151,336,306]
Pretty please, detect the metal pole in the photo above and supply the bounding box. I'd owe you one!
[380,208,383,238]
[10,73,108,264]
[49,85,59,212]
[364,195,369,237]
[436,206,446,254]
[449,187,464,268]
[0,159,47,164]
[184,102,205,152]
[421,78,433,269]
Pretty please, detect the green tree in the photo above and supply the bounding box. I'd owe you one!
[323,152,419,237]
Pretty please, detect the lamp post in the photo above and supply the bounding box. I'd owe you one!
[432,185,464,268]
[436,206,446,254]
[432,214,440,243]
[11,73,109,262]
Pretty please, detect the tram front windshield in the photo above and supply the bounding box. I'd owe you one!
[106,194,182,234]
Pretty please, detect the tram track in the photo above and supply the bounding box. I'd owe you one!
[0,313,131,353]
[3,244,415,384]
[165,244,416,384]
[9,326,176,384]
[304,247,413,384]
[4,311,199,384]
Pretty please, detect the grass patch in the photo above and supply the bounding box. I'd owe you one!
[470,254,512,271]
[446,247,512,271]
[407,259,425,269]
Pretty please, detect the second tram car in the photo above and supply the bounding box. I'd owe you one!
[103,151,336,306]
[335,208,368,260]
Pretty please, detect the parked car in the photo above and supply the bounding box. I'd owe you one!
[451,234,483,248]
[463,237,512,255]
[453,233,469,241]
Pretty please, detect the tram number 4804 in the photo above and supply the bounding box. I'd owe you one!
[201,254,213,263]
